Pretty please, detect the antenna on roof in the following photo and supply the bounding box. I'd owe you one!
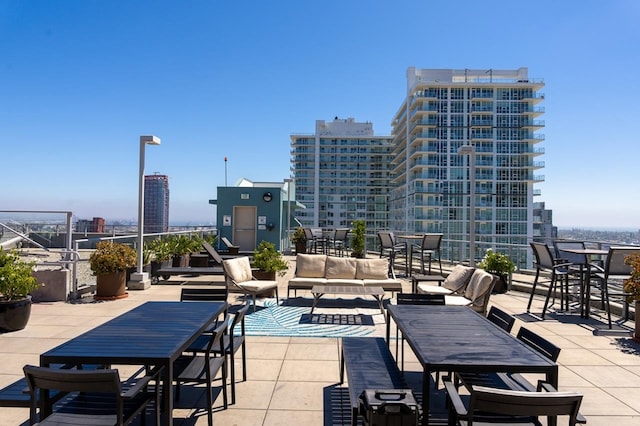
[224,157,228,186]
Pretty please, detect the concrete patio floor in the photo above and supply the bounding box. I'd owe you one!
[1,258,640,425]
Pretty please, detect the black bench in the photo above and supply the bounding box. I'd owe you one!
[154,266,224,283]
[340,337,406,426]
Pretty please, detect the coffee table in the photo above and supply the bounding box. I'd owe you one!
[310,285,385,314]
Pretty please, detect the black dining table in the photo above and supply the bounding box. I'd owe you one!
[40,300,226,425]
[386,304,558,426]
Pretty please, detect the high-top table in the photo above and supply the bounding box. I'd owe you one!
[386,304,558,425]
[559,247,609,318]
[40,301,226,425]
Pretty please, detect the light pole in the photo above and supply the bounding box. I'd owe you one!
[457,145,476,266]
[129,135,161,290]
[284,178,293,253]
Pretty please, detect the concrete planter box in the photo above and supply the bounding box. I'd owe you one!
[31,269,70,302]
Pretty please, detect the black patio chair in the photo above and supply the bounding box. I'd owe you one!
[23,364,162,426]
[174,317,229,426]
[486,306,515,333]
[527,242,573,318]
[411,233,443,275]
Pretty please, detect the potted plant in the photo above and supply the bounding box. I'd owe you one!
[0,248,42,332]
[623,253,640,342]
[291,227,307,254]
[350,220,366,258]
[166,234,200,267]
[252,240,289,280]
[147,237,172,281]
[89,241,137,300]
[478,248,516,294]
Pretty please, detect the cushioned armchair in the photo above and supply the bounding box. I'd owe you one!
[222,256,279,312]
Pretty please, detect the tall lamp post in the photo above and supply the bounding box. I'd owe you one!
[284,178,293,253]
[129,135,161,290]
[457,145,476,266]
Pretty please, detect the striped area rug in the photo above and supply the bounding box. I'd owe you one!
[243,299,380,338]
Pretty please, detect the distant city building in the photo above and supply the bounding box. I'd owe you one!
[533,202,557,242]
[390,67,545,266]
[290,117,394,232]
[75,217,105,233]
[144,174,169,233]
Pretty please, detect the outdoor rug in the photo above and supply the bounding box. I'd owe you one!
[243,298,384,338]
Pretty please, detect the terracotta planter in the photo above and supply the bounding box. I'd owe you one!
[95,271,128,301]
[0,296,32,332]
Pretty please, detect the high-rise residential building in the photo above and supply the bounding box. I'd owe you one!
[390,67,545,266]
[533,201,557,243]
[144,174,169,233]
[290,118,394,232]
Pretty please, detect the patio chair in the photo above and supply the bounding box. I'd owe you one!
[395,293,445,374]
[443,378,584,426]
[174,317,229,426]
[455,326,560,393]
[180,286,228,331]
[214,302,249,404]
[331,228,350,257]
[378,231,408,278]
[592,246,640,328]
[444,269,497,314]
[411,233,443,275]
[553,240,600,309]
[23,364,162,426]
[220,236,240,255]
[222,256,279,312]
[527,242,573,318]
[486,306,515,333]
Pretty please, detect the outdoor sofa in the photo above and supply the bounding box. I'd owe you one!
[287,254,403,297]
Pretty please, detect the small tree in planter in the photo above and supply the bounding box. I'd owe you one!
[478,249,516,293]
[291,227,307,254]
[0,248,43,332]
[623,253,640,342]
[252,241,289,280]
[350,220,366,258]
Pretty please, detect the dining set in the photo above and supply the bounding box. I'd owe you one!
[377,231,443,278]
[21,299,235,425]
[381,304,579,426]
[528,240,640,328]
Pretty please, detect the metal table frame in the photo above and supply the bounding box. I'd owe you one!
[558,248,608,318]
[40,301,226,425]
[310,285,385,314]
[385,304,558,425]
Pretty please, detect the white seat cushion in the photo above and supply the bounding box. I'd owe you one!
[443,265,475,293]
[223,257,253,283]
[296,254,327,277]
[444,295,472,306]
[237,280,278,293]
[356,258,389,279]
[417,284,453,295]
[324,257,357,279]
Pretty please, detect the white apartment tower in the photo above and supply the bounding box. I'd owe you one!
[290,118,394,231]
[390,67,545,265]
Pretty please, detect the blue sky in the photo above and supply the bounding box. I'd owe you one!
[1,1,639,229]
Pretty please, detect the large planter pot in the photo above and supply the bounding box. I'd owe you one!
[294,241,307,254]
[491,274,510,294]
[95,271,128,301]
[0,296,32,332]
[172,255,190,268]
[634,301,640,343]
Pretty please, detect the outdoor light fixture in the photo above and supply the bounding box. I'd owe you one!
[263,192,273,202]
[129,135,161,290]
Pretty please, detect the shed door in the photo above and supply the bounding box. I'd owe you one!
[233,206,256,252]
